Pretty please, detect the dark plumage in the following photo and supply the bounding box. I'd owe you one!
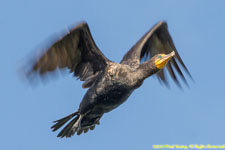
[27,21,192,137]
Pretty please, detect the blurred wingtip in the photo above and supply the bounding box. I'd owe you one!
[17,59,68,88]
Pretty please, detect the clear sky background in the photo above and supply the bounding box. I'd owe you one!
[1,0,225,150]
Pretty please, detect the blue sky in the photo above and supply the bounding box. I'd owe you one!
[1,0,225,149]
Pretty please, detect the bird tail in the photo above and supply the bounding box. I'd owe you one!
[51,111,82,138]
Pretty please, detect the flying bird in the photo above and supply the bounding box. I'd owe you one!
[27,21,192,137]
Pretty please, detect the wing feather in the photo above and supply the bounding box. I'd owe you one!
[27,22,110,87]
[121,21,192,87]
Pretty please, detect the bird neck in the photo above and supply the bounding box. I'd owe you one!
[137,61,158,80]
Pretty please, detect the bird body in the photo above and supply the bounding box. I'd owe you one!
[26,21,192,137]
[64,62,154,136]
[79,59,156,112]
[80,62,137,114]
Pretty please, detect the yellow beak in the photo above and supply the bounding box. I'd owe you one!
[155,51,175,69]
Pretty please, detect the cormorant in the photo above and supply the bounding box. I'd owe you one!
[27,21,192,137]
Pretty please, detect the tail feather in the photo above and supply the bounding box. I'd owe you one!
[51,111,80,138]
[51,111,101,137]
[57,116,79,137]
[51,112,78,132]
[77,129,83,135]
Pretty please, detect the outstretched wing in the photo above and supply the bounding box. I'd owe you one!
[27,22,110,88]
[121,21,192,87]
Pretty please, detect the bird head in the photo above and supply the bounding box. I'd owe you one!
[153,51,175,69]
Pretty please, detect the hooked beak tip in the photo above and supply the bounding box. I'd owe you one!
[170,51,175,57]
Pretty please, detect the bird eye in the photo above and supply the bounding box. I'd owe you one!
[158,55,162,59]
